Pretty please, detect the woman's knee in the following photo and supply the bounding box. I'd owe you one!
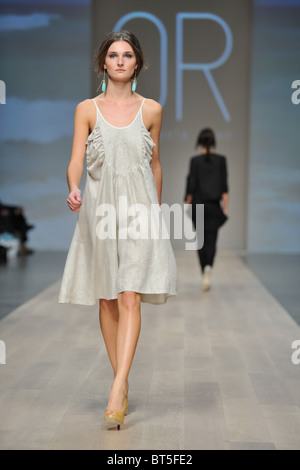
[118,291,141,311]
[99,298,118,316]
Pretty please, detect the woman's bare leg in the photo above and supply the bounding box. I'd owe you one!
[106,291,141,412]
[99,299,119,375]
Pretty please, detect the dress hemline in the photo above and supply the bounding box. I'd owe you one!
[58,290,177,306]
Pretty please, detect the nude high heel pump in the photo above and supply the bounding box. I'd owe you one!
[105,396,128,430]
[202,265,212,291]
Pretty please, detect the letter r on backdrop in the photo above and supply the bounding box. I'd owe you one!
[176,13,233,121]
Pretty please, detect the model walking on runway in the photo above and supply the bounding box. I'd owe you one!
[58,31,177,429]
[185,128,229,291]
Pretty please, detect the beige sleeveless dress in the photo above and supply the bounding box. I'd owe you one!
[58,98,177,305]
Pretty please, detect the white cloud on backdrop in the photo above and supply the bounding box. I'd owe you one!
[0,97,78,143]
[2,0,89,4]
[0,13,61,31]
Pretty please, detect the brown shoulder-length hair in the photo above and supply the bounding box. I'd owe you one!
[93,30,148,78]
[195,128,216,153]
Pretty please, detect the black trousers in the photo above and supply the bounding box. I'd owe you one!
[192,200,226,273]
[197,229,219,272]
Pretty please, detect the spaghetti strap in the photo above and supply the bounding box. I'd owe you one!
[136,97,146,120]
[91,98,99,122]
[92,98,98,113]
[89,98,99,132]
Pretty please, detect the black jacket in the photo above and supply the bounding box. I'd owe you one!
[184,153,229,203]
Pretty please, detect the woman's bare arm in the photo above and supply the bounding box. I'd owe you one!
[146,100,163,205]
[66,101,90,212]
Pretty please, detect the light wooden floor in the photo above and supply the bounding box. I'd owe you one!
[0,250,300,450]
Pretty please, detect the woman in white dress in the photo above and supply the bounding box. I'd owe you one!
[59,31,177,429]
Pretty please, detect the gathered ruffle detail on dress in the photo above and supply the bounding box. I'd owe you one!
[85,124,105,175]
[141,125,156,166]
[85,123,156,177]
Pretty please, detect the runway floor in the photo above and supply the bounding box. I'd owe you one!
[0,249,300,450]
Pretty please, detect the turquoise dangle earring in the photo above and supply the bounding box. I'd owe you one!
[131,69,137,92]
[97,68,106,93]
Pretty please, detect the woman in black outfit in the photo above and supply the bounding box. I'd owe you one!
[185,128,229,291]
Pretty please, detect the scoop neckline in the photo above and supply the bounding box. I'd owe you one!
[93,98,145,129]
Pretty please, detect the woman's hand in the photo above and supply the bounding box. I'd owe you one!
[221,193,229,216]
[185,194,193,205]
[67,188,82,212]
